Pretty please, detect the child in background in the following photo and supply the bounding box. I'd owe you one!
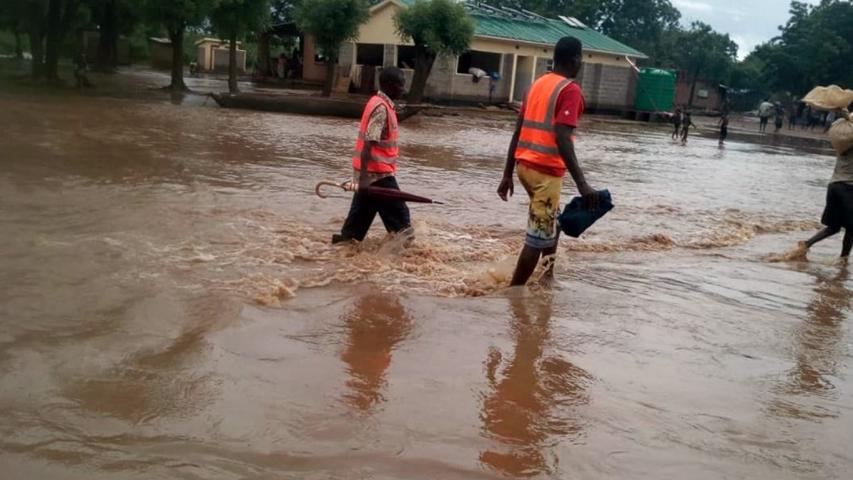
[672,106,683,140]
[719,114,729,145]
[681,112,695,144]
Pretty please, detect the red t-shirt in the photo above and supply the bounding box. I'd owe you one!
[517,81,585,177]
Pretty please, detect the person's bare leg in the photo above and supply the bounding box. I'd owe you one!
[510,245,541,286]
[804,226,841,248]
[541,239,558,278]
[842,229,852,257]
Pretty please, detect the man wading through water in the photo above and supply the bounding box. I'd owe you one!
[497,37,598,286]
[333,67,413,244]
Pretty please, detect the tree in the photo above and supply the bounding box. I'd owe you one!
[211,0,271,93]
[255,0,300,79]
[668,22,737,107]
[5,0,50,79]
[85,0,139,71]
[750,1,853,96]
[395,0,474,103]
[486,0,679,63]
[43,0,81,81]
[296,0,369,97]
[0,1,27,60]
[596,0,680,63]
[142,0,215,92]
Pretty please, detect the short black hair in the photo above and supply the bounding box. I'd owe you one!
[554,36,582,66]
[380,66,405,88]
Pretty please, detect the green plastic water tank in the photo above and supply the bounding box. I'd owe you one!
[634,68,676,112]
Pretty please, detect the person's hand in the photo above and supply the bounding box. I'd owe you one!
[577,182,599,211]
[357,174,371,192]
[497,176,514,201]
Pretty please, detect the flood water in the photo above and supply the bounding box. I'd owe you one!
[1,82,851,479]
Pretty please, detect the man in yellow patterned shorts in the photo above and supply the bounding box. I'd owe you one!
[497,37,598,286]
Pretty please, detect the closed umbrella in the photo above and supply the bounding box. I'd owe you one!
[315,180,443,204]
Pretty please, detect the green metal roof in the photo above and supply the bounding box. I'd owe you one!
[389,0,646,59]
[472,15,646,58]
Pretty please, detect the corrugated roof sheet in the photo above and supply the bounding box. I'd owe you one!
[389,0,646,58]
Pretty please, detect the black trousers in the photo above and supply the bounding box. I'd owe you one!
[340,176,411,241]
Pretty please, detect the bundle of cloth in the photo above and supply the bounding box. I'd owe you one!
[802,85,853,155]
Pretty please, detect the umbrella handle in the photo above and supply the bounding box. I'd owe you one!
[315,180,356,198]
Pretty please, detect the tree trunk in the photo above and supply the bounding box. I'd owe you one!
[257,32,270,78]
[25,2,46,79]
[28,28,45,79]
[96,0,119,71]
[168,28,187,92]
[408,48,436,104]
[44,0,62,81]
[687,65,701,109]
[14,29,23,60]
[322,60,336,97]
[228,29,239,94]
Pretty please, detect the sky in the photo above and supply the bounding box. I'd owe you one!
[672,0,820,59]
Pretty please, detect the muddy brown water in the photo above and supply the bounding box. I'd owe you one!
[0,81,851,479]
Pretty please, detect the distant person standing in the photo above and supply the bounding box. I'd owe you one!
[681,112,695,144]
[671,106,683,140]
[758,98,774,133]
[332,68,412,244]
[788,103,798,130]
[718,114,729,145]
[774,103,784,133]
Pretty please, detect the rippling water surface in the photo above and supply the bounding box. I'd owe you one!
[0,85,851,479]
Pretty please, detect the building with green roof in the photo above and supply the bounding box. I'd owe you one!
[316,0,646,109]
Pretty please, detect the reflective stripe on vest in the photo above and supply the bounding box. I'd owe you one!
[352,95,399,174]
[516,73,574,173]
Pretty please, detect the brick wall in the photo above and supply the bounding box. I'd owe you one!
[576,64,634,111]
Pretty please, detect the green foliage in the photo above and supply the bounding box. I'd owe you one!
[487,0,679,62]
[296,0,368,62]
[394,0,475,56]
[666,21,737,83]
[85,0,139,35]
[750,0,853,95]
[141,0,216,36]
[0,31,29,55]
[210,0,270,40]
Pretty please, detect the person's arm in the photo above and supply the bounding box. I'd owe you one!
[555,124,597,209]
[358,104,387,190]
[497,114,523,201]
[358,141,378,190]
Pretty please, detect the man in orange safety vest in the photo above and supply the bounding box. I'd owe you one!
[333,67,412,244]
[497,36,599,286]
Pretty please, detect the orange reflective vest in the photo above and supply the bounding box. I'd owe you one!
[516,72,575,175]
[352,94,399,174]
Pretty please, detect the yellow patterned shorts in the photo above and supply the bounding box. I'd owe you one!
[517,162,561,249]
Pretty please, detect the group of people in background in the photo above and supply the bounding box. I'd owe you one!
[757,98,839,134]
[791,102,837,132]
[671,106,695,144]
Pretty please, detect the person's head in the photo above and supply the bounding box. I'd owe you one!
[553,36,583,78]
[379,66,407,100]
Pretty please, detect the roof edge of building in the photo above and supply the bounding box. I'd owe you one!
[474,34,647,59]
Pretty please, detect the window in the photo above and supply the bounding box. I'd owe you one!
[356,43,384,67]
[697,89,710,99]
[397,45,417,69]
[457,50,501,75]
